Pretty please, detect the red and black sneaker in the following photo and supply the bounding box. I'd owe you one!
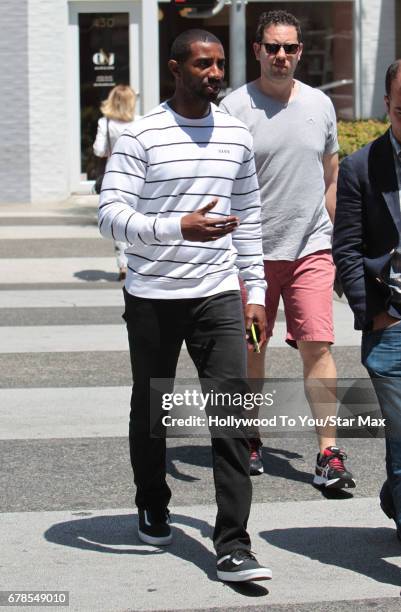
[313,446,356,489]
[249,438,264,476]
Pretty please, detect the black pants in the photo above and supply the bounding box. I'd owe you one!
[123,289,252,556]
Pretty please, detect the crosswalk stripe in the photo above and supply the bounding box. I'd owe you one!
[0,289,124,308]
[0,258,116,283]
[0,387,130,439]
[0,226,101,239]
[0,325,128,353]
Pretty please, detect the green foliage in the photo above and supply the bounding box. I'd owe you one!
[337,119,389,159]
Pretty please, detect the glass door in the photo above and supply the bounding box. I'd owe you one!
[79,12,130,180]
[69,1,140,191]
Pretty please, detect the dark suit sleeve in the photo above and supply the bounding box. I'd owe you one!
[332,155,367,330]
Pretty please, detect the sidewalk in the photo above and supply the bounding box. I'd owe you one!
[0,197,400,612]
[2,500,401,611]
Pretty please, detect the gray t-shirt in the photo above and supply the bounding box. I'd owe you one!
[220,81,338,260]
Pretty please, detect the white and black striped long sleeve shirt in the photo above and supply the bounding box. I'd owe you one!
[98,102,266,303]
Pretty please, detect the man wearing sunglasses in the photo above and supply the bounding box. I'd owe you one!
[221,10,356,489]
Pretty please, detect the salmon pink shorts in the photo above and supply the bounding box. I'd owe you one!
[241,249,335,349]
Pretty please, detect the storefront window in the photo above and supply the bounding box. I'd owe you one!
[158,1,354,119]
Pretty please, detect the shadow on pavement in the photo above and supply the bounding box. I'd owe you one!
[261,446,311,484]
[44,512,270,595]
[315,485,354,500]
[44,512,218,581]
[63,206,97,218]
[167,444,211,482]
[74,269,118,282]
[261,526,401,587]
[226,582,269,597]
[165,444,312,487]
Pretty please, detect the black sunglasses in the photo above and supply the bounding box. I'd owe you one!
[261,43,300,55]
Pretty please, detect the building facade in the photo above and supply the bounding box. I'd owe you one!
[0,0,398,203]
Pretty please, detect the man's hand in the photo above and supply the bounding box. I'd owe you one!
[245,304,267,351]
[181,199,239,242]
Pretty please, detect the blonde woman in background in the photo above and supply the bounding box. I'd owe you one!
[93,84,137,281]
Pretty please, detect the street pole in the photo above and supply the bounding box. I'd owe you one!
[229,0,246,90]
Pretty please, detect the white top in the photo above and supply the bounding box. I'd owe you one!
[220,81,339,260]
[98,102,266,303]
[93,116,138,157]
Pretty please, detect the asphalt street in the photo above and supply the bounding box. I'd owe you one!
[0,196,400,612]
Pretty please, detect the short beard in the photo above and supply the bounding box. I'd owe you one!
[206,90,219,102]
[193,87,219,103]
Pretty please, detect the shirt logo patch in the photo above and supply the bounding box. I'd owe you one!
[219,149,231,154]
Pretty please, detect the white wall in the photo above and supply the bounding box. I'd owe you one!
[141,0,160,113]
[360,0,395,118]
[28,0,70,201]
[0,0,31,203]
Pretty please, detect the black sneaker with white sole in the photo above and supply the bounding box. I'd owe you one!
[137,508,172,545]
[313,446,356,489]
[216,549,272,582]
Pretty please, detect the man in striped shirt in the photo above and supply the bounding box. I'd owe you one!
[98,29,271,582]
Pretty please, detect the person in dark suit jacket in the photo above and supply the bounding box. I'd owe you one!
[333,59,401,542]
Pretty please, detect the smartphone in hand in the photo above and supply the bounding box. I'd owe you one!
[247,323,260,353]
